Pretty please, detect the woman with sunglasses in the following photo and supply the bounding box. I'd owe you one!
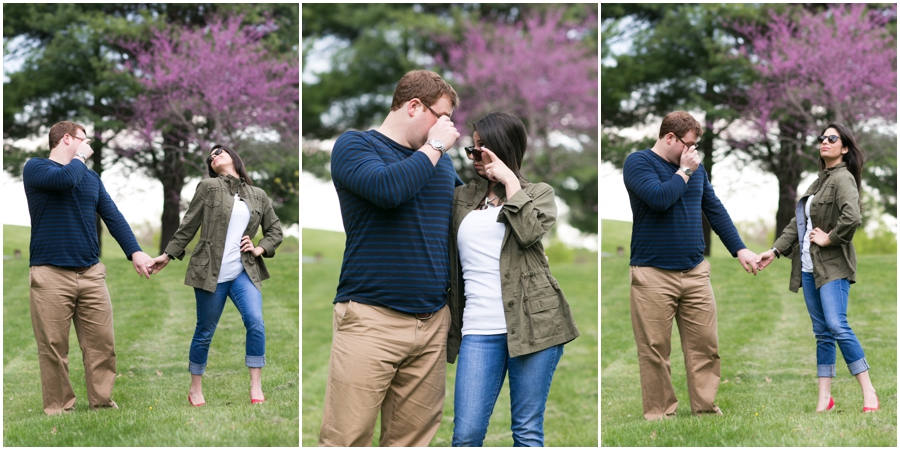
[758,124,878,413]
[447,112,579,446]
[150,145,283,407]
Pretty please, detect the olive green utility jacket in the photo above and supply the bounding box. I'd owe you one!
[773,163,860,292]
[165,174,283,293]
[447,176,579,363]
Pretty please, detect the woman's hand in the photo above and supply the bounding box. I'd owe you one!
[757,249,776,270]
[809,227,833,247]
[241,236,266,257]
[481,147,521,198]
[149,254,170,274]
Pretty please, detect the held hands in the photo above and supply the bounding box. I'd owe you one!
[757,249,777,270]
[736,248,759,276]
[809,227,833,247]
[131,251,154,279]
[149,254,171,274]
[427,116,460,149]
[241,236,265,257]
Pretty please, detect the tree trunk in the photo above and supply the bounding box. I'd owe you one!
[772,135,806,243]
[157,137,190,255]
[700,133,714,256]
[92,137,105,257]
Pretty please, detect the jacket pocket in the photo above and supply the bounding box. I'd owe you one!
[524,290,562,344]
[204,187,223,208]
[189,242,211,281]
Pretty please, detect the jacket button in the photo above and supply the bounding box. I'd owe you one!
[507,301,514,308]
[505,273,509,278]
[511,329,516,335]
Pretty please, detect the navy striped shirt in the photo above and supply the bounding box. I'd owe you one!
[331,130,461,313]
[23,158,142,267]
[623,149,745,270]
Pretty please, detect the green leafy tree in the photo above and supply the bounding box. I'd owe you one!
[3,4,298,253]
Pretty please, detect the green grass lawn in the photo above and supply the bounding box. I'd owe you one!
[601,220,897,446]
[3,225,299,446]
[302,228,598,446]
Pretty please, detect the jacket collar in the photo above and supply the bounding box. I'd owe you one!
[219,173,245,195]
[822,161,847,175]
[468,174,531,205]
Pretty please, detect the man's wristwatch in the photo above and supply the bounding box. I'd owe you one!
[771,247,781,259]
[75,152,88,162]
[680,166,693,177]
[425,139,446,155]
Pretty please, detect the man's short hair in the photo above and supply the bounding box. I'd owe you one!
[658,111,703,140]
[390,70,460,112]
[49,121,86,150]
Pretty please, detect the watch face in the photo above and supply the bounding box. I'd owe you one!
[429,139,444,150]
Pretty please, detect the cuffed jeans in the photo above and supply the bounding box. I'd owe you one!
[801,272,869,377]
[452,334,564,447]
[189,271,265,375]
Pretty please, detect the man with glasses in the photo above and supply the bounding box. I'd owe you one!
[622,111,759,420]
[319,70,461,446]
[23,121,155,415]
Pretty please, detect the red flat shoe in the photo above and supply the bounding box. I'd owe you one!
[188,393,205,407]
[817,397,834,413]
[863,395,879,412]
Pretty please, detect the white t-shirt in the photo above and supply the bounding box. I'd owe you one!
[218,194,251,283]
[801,194,815,273]
[457,207,507,336]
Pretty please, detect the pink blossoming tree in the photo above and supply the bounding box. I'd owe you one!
[119,16,299,252]
[729,4,896,233]
[437,7,598,233]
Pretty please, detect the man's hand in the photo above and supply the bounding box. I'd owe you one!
[150,254,171,274]
[679,145,701,173]
[78,143,95,160]
[809,227,833,247]
[737,248,759,276]
[241,236,266,257]
[426,116,460,150]
[757,249,777,270]
[131,251,154,279]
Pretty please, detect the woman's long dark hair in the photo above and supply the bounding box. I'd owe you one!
[472,112,528,180]
[207,144,253,185]
[819,123,864,194]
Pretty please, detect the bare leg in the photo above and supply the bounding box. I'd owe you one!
[815,377,832,412]
[250,368,264,401]
[190,374,205,405]
[854,370,878,409]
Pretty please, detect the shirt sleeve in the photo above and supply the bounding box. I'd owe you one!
[699,169,746,257]
[622,152,690,212]
[23,158,89,192]
[95,177,142,259]
[164,181,207,260]
[331,132,438,209]
[498,183,557,249]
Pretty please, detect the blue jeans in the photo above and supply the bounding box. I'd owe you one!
[801,272,869,377]
[452,334,563,447]
[189,271,265,375]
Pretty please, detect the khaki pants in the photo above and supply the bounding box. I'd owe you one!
[630,260,721,420]
[319,300,449,447]
[29,264,118,415]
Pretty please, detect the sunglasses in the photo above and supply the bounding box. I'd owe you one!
[817,135,840,144]
[464,146,483,161]
[207,147,224,164]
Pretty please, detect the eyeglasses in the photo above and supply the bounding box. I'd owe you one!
[207,147,224,164]
[817,135,840,144]
[464,146,483,162]
[674,134,698,149]
[71,134,91,145]
[420,100,448,119]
